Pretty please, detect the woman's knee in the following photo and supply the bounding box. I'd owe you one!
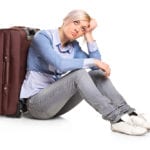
[89,69,106,77]
[74,69,88,75]
[72,69,89,79]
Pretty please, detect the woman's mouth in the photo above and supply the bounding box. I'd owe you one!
[71,32,77,38]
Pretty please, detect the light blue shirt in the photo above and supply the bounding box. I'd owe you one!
[20,29,101,99]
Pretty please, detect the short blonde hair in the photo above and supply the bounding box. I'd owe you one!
[63,9,91,22]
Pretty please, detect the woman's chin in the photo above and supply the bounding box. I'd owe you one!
[69,37,75,41]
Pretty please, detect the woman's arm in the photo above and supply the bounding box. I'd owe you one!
[84,19,101,59]
[84,19,111,77]
[84,19,97,43]
[31,32,95,73]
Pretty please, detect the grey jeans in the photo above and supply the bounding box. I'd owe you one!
[26,69,135,123]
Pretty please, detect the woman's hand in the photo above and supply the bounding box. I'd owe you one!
[87,19,97,32]
[94,60,111,77]
[84,19,97,43]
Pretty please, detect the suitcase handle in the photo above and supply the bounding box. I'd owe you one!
[3,56,9,95]
[11,26,39,40]
[24,27,39,40]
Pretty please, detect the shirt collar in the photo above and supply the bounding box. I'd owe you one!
[52,29,73,53]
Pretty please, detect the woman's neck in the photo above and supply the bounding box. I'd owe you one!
[58,27,69,47]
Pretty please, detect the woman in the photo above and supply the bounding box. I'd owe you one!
[20,9,150,135]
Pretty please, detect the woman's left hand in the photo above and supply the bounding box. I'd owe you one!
[86,19,97,33]
[84,19,97,42]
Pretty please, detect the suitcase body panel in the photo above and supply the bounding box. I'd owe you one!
[0,27,32,116]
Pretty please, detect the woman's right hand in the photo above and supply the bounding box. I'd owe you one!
[94,59,111,77]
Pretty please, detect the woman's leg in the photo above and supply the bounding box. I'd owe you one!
[54,69,135,118]
[27,69,128,122]
[88,70,135,115]
[53,91,83,117]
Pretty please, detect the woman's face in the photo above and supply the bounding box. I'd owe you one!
[62,19,90,41]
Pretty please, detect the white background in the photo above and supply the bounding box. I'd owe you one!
[1,0,150,149]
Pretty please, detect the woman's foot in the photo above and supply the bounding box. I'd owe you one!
[111,113,149,136]
[111,120,147,136]
[129,113,150,130]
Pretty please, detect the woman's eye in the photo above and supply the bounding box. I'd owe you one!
[73,20,80,25]
[81,27,86,32]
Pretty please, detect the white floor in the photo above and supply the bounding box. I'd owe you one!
[0,101,150,150]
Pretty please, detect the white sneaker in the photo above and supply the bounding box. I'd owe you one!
[111,121,147,136]
[138,113,150,122]
[129,113,150,130]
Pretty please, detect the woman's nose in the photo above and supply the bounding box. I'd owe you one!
[74,28,79,33]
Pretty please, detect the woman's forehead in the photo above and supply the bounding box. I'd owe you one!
[64,19,90,28]
[79,20,90,27]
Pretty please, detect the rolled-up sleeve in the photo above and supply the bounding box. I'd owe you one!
[87,41,99,52]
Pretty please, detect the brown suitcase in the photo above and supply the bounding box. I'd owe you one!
[0,27,38,117]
